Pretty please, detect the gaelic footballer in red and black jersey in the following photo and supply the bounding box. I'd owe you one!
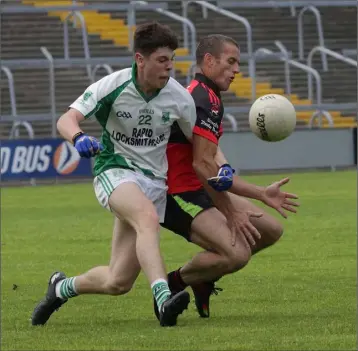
[166,73,224,194]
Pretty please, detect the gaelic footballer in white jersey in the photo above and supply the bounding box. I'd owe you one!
[70,63,196,180]
[31,22,194,329]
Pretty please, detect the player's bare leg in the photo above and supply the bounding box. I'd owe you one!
[73,217,141,295]
[31,210,142,325]
[165,195,283,318]
[180,208,251,284]
[108,183,166,283]
[171,194,283,285]
[227,193,284,254]
[107,182,189,326]
[31,215,140,325]
[154,207,251,319]
[32,182,189,327]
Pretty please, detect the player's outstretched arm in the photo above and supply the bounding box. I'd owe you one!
[214,147,300,218]
[192,134,262,246]
[214,147,265,200]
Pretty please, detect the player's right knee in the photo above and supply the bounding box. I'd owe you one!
[135,209,160,234]
[105,277,133,295]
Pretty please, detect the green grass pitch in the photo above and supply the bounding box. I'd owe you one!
[1,170,356,350]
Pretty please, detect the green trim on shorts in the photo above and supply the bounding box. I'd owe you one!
[98,173,113,196]
[173,195,203,218]
[102,172,114,193]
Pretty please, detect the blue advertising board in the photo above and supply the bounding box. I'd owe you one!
[1,138,93,180]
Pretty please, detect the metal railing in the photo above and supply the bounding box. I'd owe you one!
[63,11,92,80]
[9,122,35,140]
[224,114,238,131]
[250,48,292,100]
[224,102,357,114]
[1,2,172,80]
[297,6,327,71]
[0,3,168,13]
[3,52,357,133]
[251,45,334,128]
[127,1,196,56]
[182,1,254,100]
[91,64,114,83]
[307,46,358,103]
[1,62,239,134]
[342,49,357,58]
[157,7,197,57]
[217,1,357,8]
[40,47,57,138]
[0,50,197,136]
[274,41,292,98]
[1,66,17,119]
[0,66,30,139]
[1,1,356,134]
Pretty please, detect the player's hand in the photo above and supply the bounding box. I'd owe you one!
[262,177,299,218]
[207,164,235,192]
[226,209,263,247]
[74,134,103,158]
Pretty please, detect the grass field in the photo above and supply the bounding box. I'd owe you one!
[1,170,356,350]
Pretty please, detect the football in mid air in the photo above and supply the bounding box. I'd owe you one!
[249,94,297,142]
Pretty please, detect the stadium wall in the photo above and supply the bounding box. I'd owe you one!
[220,128,356,172]
[0,129,356,186]
[353,127,357,165]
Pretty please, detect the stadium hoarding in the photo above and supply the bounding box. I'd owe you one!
[0,138,92,180]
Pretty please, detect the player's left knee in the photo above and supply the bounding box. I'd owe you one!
[266,220,284,245]
[226,247,251,273]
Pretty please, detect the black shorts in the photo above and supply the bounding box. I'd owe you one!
[161,188,214,242]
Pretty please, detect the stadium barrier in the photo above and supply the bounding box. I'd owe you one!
[1,128,355,184]
[220,128,356,172]
[353,127,357,166]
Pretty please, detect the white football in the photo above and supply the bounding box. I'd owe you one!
[249,94,297,142]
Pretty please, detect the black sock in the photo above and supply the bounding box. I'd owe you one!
[168,268,188,292]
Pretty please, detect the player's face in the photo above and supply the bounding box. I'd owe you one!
[137,47,175,91]
[211,43,240,91]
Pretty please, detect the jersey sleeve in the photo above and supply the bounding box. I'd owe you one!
[176,93,197,142]
[192,89,221,145]
[69,73,120,120]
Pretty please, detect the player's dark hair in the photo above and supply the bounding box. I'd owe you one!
[196,34,239,65]
[134,21,179,56]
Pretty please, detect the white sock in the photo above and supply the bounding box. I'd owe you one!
[150,278,168,290]
[151,278,171,312]
[55,277,78,300]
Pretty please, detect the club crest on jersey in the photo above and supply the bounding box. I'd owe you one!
[161,111,170,124]
[83,91,93,101]
[211,104,220,118]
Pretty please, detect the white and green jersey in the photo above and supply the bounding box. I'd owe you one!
[70,64,196,179]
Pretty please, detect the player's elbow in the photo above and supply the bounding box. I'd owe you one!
[192,134,219,180]
[192,159,201,174]
[56,114,66,137]
[57,110,72,130]
[57,109,84,138]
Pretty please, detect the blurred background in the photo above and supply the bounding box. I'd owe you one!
[1,3,356,350]
[0,0,357,181]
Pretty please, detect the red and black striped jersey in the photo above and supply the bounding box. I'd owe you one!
[167,73,224,194]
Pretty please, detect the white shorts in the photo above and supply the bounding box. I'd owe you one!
[93,168,168,222]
